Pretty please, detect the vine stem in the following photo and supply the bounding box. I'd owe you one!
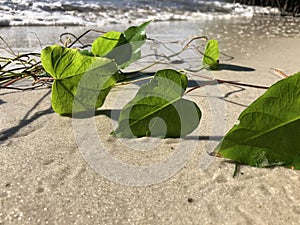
[0,32,279,93]
[185,70,270,95]
[185,67,289,94]
[32,77,54,84]
[215,79,269,89]
[61,29,106,48]
[183,36,208,49]
[186,78,269,94]
[1,77,22,87]
[273,68,288,78]
[132,35,209,72]
[0,84,48,91]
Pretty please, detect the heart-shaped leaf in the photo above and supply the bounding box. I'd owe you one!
[91,21,150,69]
[92,31,132,66]
[41,45,119,114]
[216,72,300,169]
[114,69,201,138]
[122,20,151,68]
[202,39,219,70]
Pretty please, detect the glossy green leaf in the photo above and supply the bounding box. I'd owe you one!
[90,21,150,68]
[41,45,119,114]
[92,31,132,66]
[122,20,151,68]
[216,72,300,169]
[202,39,219,70]
[114,69,201,138]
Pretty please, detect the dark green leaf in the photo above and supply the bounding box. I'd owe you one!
[114,69,201,138]
[202,39,219,70]
[216,72,300,169]
[41,45,119,114]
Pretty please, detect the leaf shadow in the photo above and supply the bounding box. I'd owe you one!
[72,109,121,121]
[0,90,53,142]
[74,110,225,141]
[183,135,224,141]
[220,86,249,108]
[187,80,216,88]
[188,78,249,108]
[96,109,121,121]
[218,63,255,72]
[0,99,6,105]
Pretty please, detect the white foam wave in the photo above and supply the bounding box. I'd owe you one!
[0,0,280,26]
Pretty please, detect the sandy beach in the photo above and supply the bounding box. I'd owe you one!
[1,16,300,224]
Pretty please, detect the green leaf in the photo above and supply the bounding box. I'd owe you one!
[92,31,132,66]
[79,49,94,56]
[216,72,300,169]
[122,20,151,68]
[124,21,151,43]
[41,45,119,115]
[202,39,219,70]
[90,21,150,69]
[114,69,201,138]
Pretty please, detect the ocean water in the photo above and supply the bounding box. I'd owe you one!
[0,0,280,26]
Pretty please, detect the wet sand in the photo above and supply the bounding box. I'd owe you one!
[1,16,300,224]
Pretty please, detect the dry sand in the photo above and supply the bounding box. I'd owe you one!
[1,19,300,224]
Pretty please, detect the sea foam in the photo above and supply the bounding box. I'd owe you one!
[0,0,280,26]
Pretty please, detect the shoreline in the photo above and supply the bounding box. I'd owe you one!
[0,15,299,53]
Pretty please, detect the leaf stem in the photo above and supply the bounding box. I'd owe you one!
[233,163,240,178]
[61,29,107,48]
[216,79,269,89]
